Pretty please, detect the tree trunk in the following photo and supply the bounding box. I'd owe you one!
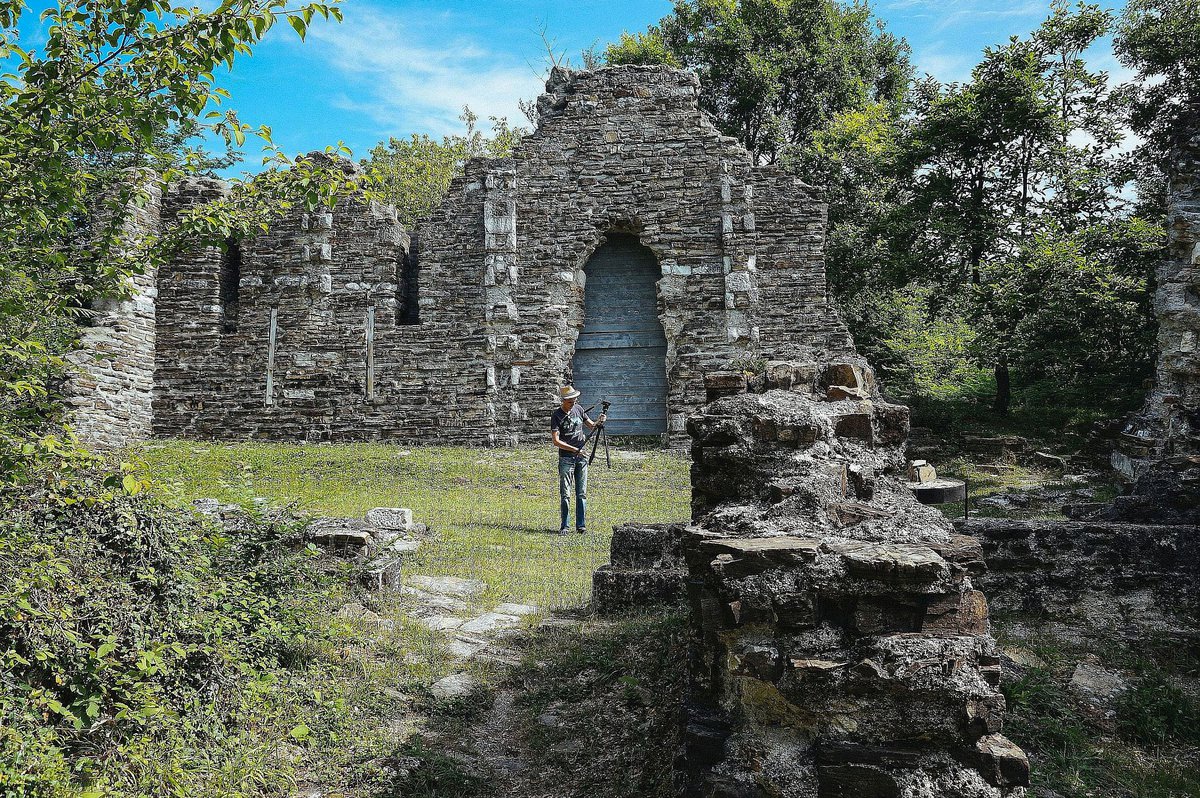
[994,354,1011,416]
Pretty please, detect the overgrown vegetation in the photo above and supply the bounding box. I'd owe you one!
[363,109,525,228]
[0,466,327,794]
[0,0,361,483]
[1000,632,1200,797]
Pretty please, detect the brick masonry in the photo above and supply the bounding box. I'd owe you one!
[68,65,851,447]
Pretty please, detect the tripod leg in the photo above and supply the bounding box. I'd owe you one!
[604,428,611,468]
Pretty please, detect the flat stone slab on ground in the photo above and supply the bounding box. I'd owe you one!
[388,539,422,555]
[459,611,522,635]
[430,672,477,699]
[447,635,488,659]
[406,575,487,598]
[400,587,468,615]
[420,615,464,631]
[493,602,538,616]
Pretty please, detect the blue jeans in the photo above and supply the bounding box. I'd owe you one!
[558,455,587,531]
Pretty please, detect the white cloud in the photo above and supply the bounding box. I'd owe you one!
[296,3,545,139]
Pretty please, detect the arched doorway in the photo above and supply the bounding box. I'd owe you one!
[572,233,668,435]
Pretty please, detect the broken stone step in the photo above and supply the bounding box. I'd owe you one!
[405,575,487,598]
[360,555,403,591]
[459,611,522,635]
[592,565,687,614]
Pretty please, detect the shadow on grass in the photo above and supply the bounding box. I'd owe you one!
[374,607,687,798]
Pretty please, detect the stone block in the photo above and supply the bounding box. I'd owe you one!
[834,412,873,441]
[973,734,1030,788]
[366,506,414,531]
[819,363,864,391]
[592,565,687,614]
[609,522,687,569]
[360,555,403,591]
[704,372,747,401]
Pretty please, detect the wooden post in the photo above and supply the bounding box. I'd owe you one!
[365,306,376,400]
[265,307,277,406]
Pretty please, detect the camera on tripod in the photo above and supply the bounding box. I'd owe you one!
[584,399,614,467]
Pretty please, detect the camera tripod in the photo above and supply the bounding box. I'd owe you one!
[582,399,612,468]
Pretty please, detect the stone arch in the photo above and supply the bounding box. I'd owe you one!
[571,232,669,435]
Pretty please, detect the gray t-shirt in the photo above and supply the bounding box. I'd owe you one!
[551,405,589,456]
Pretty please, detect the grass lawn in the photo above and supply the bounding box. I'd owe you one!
[132,439,692,611]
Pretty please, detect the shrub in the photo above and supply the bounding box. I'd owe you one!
[0,467,324,794]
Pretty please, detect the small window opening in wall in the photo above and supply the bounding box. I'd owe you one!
[396,243,420,325]
[219,238,241,333]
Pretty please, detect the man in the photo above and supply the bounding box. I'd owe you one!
[550,385,606,534]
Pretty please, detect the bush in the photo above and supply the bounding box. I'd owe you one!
[0,467,325,794]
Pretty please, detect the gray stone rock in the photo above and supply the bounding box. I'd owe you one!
[429,673,476,699]
[1069,660,1128,705]
[420,615,464,631]
[406,575,486,598]
[366,507,413,531]
[458,611,522,635]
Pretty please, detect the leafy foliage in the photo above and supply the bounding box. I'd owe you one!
[605,0,912,166]
[0,469,325,794]
[1116,0,1200,165]
[364,109,525,228]
[0,0,361,483]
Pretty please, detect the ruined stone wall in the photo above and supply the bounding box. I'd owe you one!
[677,366,1028,797]
[66,178,163,449]
[147,65,847,444]
[958,518,1200,638]
[151,168,501,442]
[1112,109,1200,519]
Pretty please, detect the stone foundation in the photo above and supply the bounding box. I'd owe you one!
[958,518,1200,638]
[593,522,688,614]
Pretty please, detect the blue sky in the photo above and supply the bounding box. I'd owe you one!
[17,1,1132,174]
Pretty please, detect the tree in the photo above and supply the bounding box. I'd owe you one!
[604,0,912,166]
[0,0,356,480]
[895,2,1151,414]
[1116,0,1200,166]
[364,109,525,228]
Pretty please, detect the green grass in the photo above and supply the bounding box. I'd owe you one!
[132,440,692,612]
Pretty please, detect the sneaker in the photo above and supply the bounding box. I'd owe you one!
[558,527,570,535]
[576,527,587,535]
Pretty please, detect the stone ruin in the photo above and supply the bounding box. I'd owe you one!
[1111,107,1200,522]
[66,65,849,447]
[598,363,1029,797]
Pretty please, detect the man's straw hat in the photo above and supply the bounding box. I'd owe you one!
[556,385,581,401]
